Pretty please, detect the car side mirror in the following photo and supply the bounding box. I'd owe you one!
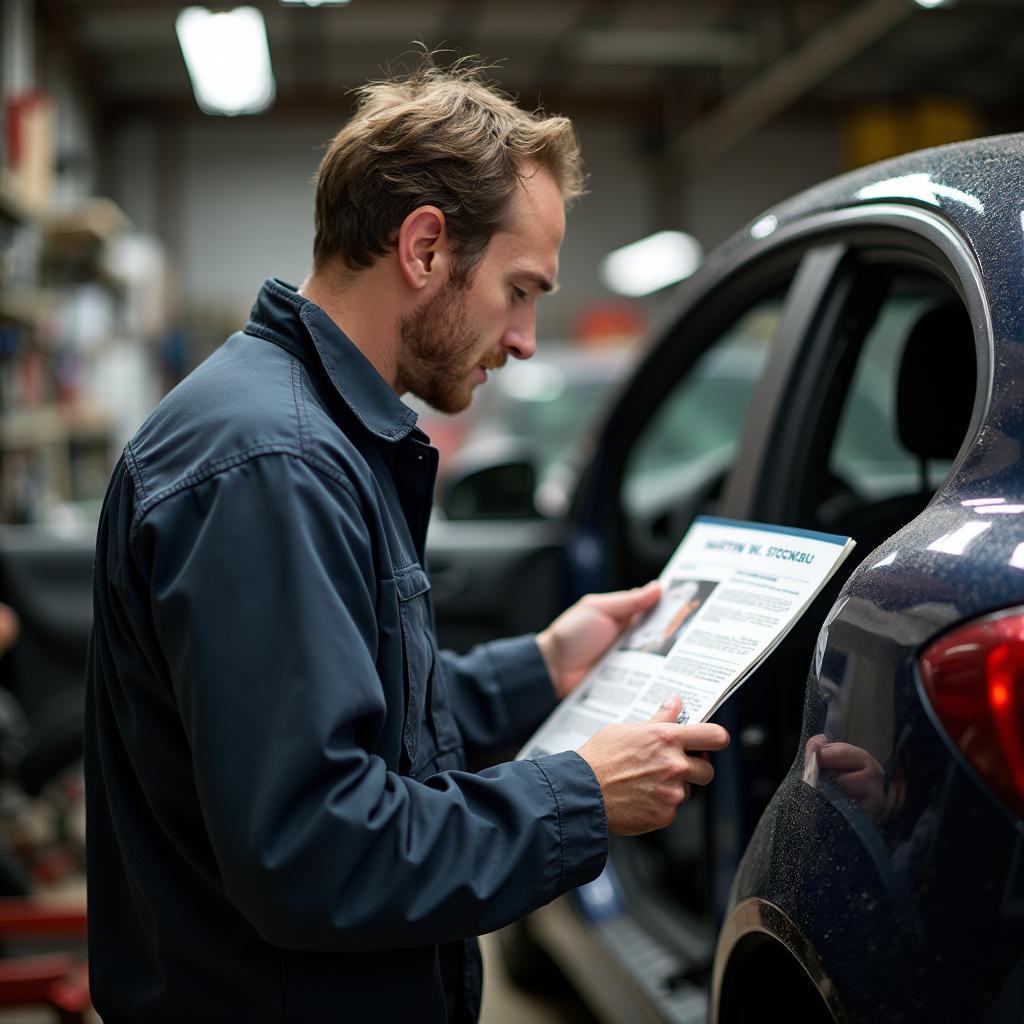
[439,438,540,520]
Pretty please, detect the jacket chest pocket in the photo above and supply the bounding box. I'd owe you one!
[395,564,461,777]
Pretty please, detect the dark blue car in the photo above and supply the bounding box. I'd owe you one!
[430,133,1024,1022]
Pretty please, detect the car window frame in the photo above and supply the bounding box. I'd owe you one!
[572,202,992,593]
[570,244,817,591]
[719,204,993,529]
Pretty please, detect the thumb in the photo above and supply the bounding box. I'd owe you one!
[588,581,661,622]
[651,694,682,722]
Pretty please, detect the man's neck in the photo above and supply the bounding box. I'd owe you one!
[299,264,402,390]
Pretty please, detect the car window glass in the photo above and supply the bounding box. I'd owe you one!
[621,292,785,520]
[828,283,956,501]
[416,348,633,491]
[486,363,623,479]
[806,268,970,554]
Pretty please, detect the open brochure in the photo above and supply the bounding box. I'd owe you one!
[518,516,855,759]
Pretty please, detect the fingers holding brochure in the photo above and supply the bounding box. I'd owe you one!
[521,517,853,835]
[577,695,730,836]
[519,518,854,762]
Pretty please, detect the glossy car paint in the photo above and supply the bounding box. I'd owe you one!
[705,136,1024,1021]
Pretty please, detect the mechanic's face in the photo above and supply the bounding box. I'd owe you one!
[398,164,565,414]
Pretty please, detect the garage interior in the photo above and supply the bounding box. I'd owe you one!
[0,0,1021,1021]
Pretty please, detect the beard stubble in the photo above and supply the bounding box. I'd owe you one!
[397,278,505,414]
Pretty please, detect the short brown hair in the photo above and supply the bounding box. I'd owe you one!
[313,55,584,280]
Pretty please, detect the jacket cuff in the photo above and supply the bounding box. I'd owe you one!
[533,750,608,895]
[483,634,558,740]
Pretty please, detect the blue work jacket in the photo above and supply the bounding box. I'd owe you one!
[84,278,608,1022]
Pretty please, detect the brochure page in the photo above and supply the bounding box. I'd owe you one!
[519,516,854,760]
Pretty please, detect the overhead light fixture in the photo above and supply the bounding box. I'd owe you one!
[600,231,703,297]
[279,1,351,6]
[912,0,956,8]
[176,6,276,116]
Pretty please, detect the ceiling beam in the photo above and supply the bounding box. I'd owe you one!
[671,0,914,172]
[104,87,670,125]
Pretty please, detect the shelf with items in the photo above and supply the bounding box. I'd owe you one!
[0,173,41,309]
[39,200,131,289]
[0,174,31,228]
[0,191,144,525]
[0,402,113,524]
[0,287,55,331]
[0,403,111,451]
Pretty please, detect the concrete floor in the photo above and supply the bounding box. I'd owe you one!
[480,931,598,1024]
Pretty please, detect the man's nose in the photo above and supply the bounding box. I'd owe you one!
[502,321,536,361]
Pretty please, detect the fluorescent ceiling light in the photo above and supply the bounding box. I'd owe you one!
[913,0,956,8]
[176,6,276,116]
[279,1,351,6]
[600,231,703,298]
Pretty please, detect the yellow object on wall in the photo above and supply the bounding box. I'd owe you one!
[843,98,983,169]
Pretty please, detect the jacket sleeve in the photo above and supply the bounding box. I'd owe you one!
[437,639,559,755]
[137,452,607,952]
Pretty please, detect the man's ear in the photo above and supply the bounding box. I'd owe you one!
[397,206,450,291]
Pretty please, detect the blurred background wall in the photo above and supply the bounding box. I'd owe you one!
[0,0,1019,525]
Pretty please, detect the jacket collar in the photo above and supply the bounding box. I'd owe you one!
[244,277,419,443]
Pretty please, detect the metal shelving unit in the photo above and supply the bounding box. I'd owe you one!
[0,181,123,523]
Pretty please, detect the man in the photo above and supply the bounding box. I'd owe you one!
[85,58,729,1022]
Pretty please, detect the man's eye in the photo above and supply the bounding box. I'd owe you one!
[512,287,527,302]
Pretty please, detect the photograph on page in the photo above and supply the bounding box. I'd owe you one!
[519,516,854,759]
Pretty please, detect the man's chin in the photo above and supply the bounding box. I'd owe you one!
[418,387,473,416]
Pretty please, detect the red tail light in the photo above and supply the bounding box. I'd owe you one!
[919,609,1024,820]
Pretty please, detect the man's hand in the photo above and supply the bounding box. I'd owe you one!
[805,734,886,817]
[578,695,730,835]
[537,581,660,699]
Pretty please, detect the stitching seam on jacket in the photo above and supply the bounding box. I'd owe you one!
[129,447,360,542]
[533,759,567,898]
[243,321,283,346]
[291,357,310,455]
[264,277,305,308]
[124,440,148,502]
